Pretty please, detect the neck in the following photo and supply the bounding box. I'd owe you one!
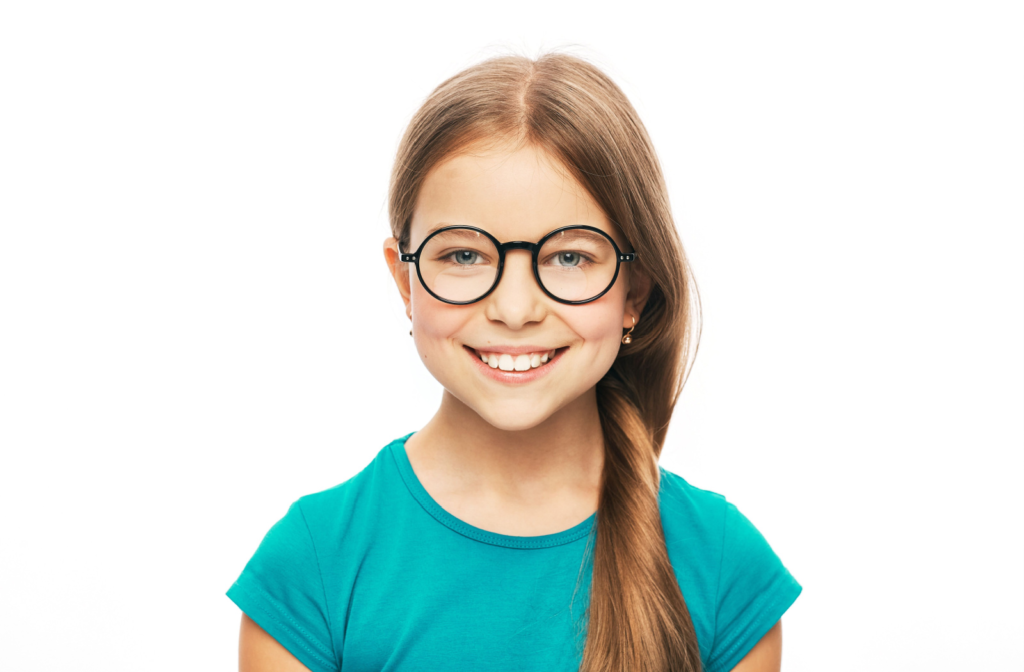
[406,387,605,503]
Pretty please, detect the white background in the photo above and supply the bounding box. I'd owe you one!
[1,1,1021,670]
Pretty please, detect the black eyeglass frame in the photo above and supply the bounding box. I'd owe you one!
[399,224,637,306]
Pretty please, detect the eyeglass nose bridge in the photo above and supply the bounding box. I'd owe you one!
[498,241,537,254]
[490,241,541,295]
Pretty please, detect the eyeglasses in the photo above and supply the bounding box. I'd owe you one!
[399,224,636,305]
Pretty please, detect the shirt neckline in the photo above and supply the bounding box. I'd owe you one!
[389,431,598,550]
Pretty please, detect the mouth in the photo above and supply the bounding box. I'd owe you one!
[462,344,569,381]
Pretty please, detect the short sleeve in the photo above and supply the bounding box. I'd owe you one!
[706,500,802,672]
[226,499,338,672]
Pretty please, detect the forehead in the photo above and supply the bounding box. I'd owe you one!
[410,142,625,248]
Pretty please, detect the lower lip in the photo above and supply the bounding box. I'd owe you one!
[464,345,567,384]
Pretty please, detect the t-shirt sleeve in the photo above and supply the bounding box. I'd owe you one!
[226,499,338,672]
[705,500,802,672]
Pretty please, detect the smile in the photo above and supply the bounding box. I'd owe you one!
[476,348,555,370]
[463,345,568,383]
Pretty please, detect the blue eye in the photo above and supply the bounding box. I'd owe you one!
[452,250,480,265]
[555,252,582,267]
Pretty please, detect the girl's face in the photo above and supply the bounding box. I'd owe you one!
[383,141,649,432]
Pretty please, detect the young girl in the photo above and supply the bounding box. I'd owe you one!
[227,52,802,672]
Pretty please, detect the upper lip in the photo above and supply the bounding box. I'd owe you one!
[466,344,565,355]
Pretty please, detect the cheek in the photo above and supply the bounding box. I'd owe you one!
[572,280,628,341]
[410,283,472,352]
[564,296,627,367]
[570,304,623,341]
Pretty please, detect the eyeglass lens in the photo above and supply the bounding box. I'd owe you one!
[418,228,619,303]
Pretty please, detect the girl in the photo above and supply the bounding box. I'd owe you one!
[228,52,802,672]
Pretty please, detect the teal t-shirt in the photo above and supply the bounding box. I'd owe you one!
[227,433,802,672]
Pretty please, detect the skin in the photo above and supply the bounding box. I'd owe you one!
[237,140,783,671]
[732,620,783,672]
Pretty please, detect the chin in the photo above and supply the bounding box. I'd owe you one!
[463,397,562,432]
[478,413,553,433]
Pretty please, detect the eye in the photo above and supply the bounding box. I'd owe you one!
[449,249,481,265]
[546,251,595,268]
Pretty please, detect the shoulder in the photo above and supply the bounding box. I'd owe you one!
[657,465,730,548]
[658,466,727,510]
[657,464,798,586]
[290,435,406,536]
[231,435,403,575]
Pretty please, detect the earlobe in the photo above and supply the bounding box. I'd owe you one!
[621,314,636,343]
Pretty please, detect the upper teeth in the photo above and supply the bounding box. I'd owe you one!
[477,349,557,371]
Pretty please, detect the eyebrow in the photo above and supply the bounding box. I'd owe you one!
[422,223,608,242]
[425,222,459,236]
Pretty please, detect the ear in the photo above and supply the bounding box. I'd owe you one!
[623,264,653,329]
[383,236,413,320]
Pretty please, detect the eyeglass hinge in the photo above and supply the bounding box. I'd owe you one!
[400,253,417,262]
[619,253,636,261]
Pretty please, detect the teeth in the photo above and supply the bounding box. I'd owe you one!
[474,347,560,371]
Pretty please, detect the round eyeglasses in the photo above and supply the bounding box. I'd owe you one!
[399,225,637,305]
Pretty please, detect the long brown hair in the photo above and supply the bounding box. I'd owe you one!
[388,51,704,672]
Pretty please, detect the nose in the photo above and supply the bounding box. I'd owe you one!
[483,250,546,329]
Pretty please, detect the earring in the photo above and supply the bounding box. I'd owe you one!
[409,328,413,336]
[622,315,636,344]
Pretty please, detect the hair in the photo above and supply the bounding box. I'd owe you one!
[388,51,704,672]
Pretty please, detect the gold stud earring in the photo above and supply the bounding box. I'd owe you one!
[622,315,636,344]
